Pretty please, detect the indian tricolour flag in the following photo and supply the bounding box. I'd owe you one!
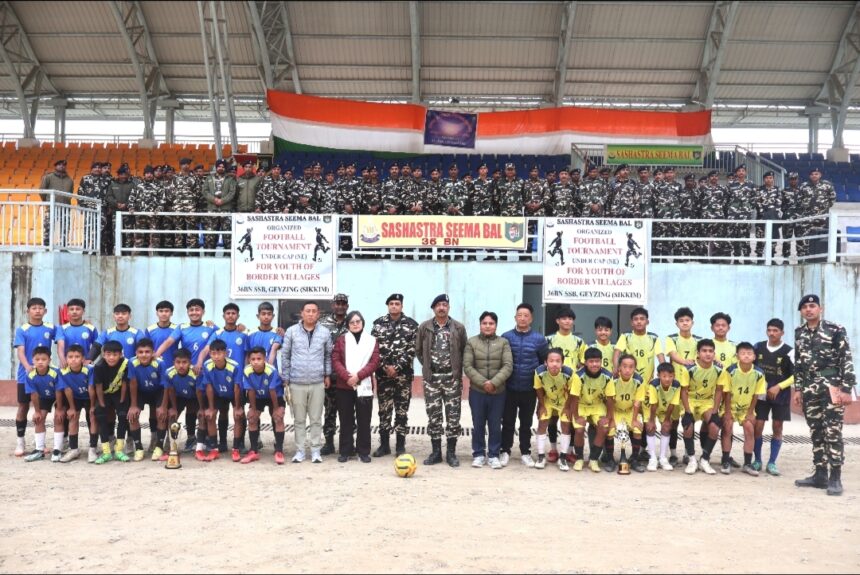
[268,90,711,156]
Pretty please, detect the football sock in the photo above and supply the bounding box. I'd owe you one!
[632,444,641,459]
[233,436,241,450]
[574,445,584,459]
[684,437,695,457]
[590,446,602,462]
[559,434,571,457]
[721,451,731,465]
[130,428,143,450]
[35,431,46,451]
[536,434,547,455]
[89,434,98,448]
[753,436,763,462]
[157,429,166,443]
[603,439,614,460]
[15,419,26,438]
[249,430,260,450]
[646,434,657,458]
[769,439,782,464]
[660,434,670,459]
[218,417,228,445]
[69,434,79,450]
[274,431,285,452]
[53,432,64,454]
[744,452,752,465]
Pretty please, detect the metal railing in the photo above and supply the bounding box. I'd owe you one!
[0,190,101,253]
[110,211,860,264]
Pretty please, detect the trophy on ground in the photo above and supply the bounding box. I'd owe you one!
[616,421,631,475]
[165,422,182,470]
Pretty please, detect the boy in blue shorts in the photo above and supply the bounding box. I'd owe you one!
[14,297,57,456]
[23,346,60,462]
[241,346,287,464]
[57,344,96,462]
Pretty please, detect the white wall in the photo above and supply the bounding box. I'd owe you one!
[2,254,858,378]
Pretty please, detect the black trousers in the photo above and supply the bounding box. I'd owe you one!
[501,389,537,455]
[336,388,373,457]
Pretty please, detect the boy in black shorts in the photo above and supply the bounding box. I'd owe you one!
[127,338,167,460]
[201,339,244,462]
[240,346,287,464]
[753,318,794,475]
[92,341,131,464]
[57,344,96,462]
[23,346,60,462]
[164,349,204,460]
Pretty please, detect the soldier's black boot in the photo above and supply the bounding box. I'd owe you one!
[372,431,391,458]
[395,434,406,456]
[320,436,335,456]
[795,467,828,489]
[446,438,460,468]
[827,467,843,496]
[424,439,442,465]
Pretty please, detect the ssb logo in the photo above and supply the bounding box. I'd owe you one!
[82,332,90,339]
[43,333,50,339]
[126,337,134,344]
[202,331,210,338]
[150,373,158,379]
[226,376,232,383]
[235,337,243,345]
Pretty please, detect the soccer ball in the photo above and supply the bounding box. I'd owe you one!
[394,454,417,478]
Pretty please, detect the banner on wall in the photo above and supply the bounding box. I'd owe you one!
[423,110,478,148]
[543,218,648,305]
[605,144,704,166]
[230,214,336,299]
[356,215,527,249]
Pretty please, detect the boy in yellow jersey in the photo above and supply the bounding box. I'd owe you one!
[645,363,681,471]
[613,307,663,467]
[533,349,574,471]
[545,308,586,462]
[607,354,646,472]
[664,307,701,465]
[587,316,616,371]
[719,342,767,476]
[564,347,615,472]
[679,339,729,475]
[710,312,737,368]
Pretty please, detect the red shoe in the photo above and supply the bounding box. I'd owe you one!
[158,453,169,462]
[566,452,576,463]
[274,451,285,465]
[195,450,207,462]
[231,448,241,462]
[240,450,259,464]
[547,449,559,463]
[205,449,220,462]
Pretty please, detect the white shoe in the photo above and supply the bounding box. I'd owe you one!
[51,452,61,462]
[488,457,502,470]
[499,452,510,467]
[659,457,673,471]
[521,454,535,468]
[647,458,658,472]
[292,450,306,463]
[60,449,80,463]
[87,447,98,463]
[534,454,547,469]
[557,456,569,472]
[699,458,716,475]
[310,449,322,463]
[472,456,486,468]
[685,456,698,475]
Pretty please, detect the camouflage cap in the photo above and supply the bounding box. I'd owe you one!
[333,293,349,303]
[788,172,799,179]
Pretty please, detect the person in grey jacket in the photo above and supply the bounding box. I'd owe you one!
[464,311,513,469]
[280,301,332,463]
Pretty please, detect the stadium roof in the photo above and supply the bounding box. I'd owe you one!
[1,0,859,133]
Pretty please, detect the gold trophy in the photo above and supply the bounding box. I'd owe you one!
[165,422,182,470]
[616,422,631,475]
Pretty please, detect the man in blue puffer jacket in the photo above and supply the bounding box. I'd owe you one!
[501,303,549,468]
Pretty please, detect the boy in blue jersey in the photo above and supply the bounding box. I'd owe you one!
[56,298,98,368]
[200,339,244,462]
[145,301,178,370]
[23,346,61,462]
[92,341,131,464]
[127,338,167,460]
[241,346,287,464]
[246,302,283,367]
[14,297,57,456]
[154,298,218,371]
[57,344,96,462]
[90,303,144,361]
[164,349,205,455]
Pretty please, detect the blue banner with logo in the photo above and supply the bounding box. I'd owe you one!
[423,110,478,149]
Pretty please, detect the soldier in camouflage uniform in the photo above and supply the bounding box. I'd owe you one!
[128,165,165,252]
[361,166,382,215]
[415,294,467,467]
[793,294,856,496]
[106,166,134,252]
[442,164,468,216]
[97,163,114,254]
[336,163,346,184]
[293,165,320,214]
[169,158,203,254]
[522,165,549,217]
[609,164,640,218]
[495,163,525,217]
[424,167,445,215]
[580,165,608,217]
[319,171,337,214]
[651,169,682,259]
[797,167,836,259]
[401,165,426,215]
[202,159,237,253]
[548,166,578,217]
[778,172,802,260]
[637,167,657,219]
[381,163,402,215]
[467,163,495,216]
[697,170,729,259]
[318,293,349,455]
[159,165,176,251]
[370,293,419,457]
[755,170,782,261]
[725,164,758,263]
[254,164,289,213]
[78,162,107,253]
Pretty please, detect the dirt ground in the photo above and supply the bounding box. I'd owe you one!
[1,402,859,574]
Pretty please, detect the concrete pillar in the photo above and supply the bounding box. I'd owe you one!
[137,138,158,149]
[53,104,66,144]
[808,114,818,155]
[165,107,175,144]
[826,147,850,162]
